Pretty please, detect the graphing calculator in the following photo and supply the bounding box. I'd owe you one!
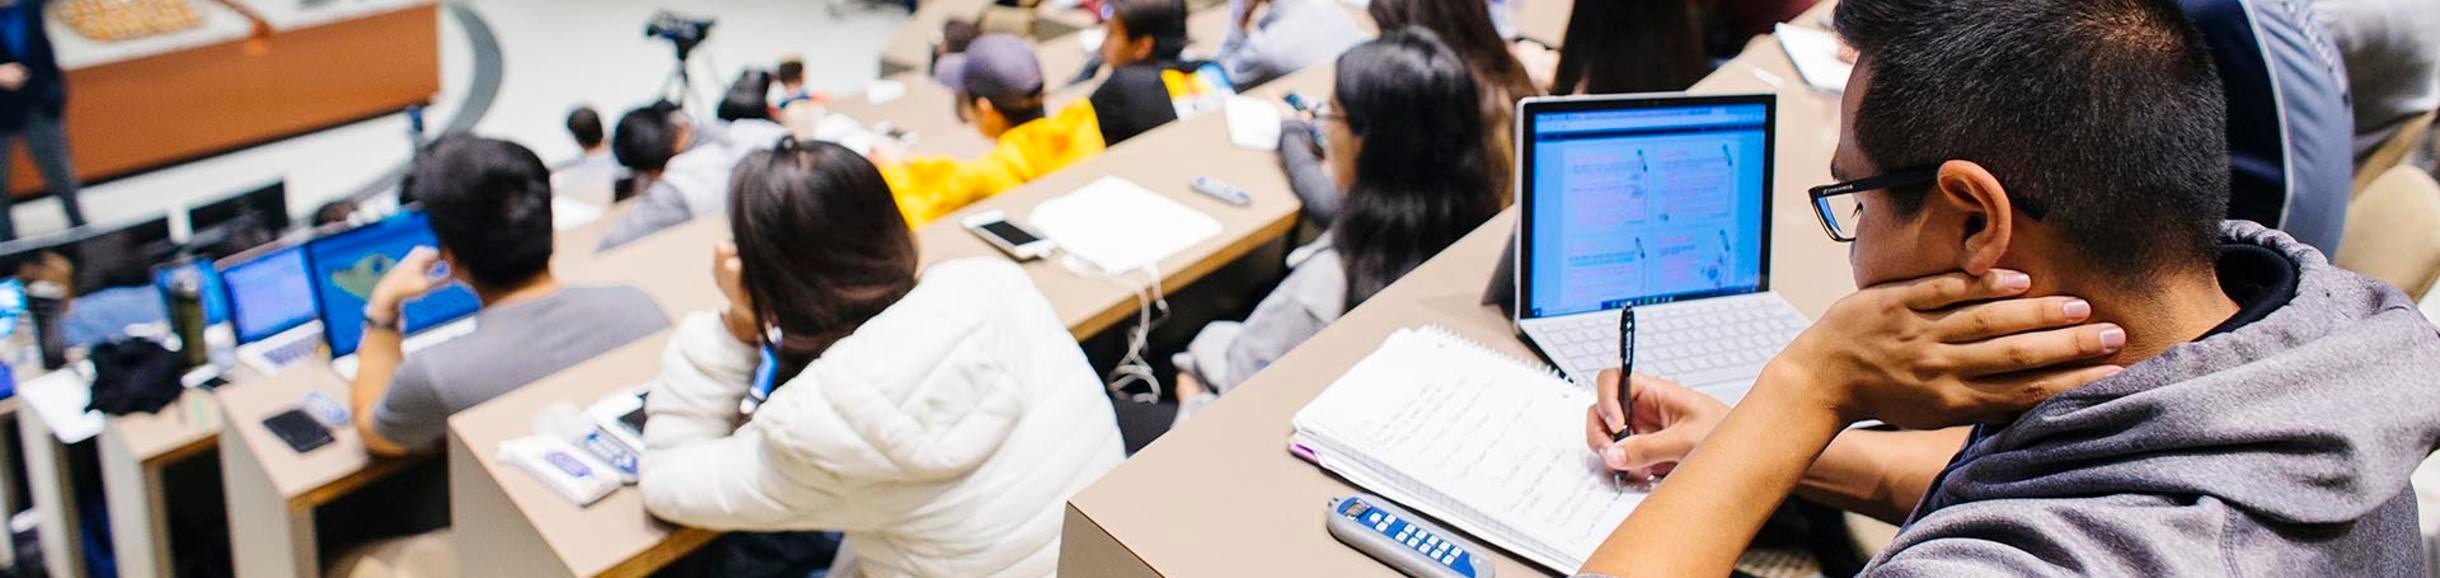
[1327,494,1495,578]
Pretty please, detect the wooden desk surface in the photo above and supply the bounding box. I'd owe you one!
[881,0,995,74]
[108,389,222,468]
[1062,27,1855,577]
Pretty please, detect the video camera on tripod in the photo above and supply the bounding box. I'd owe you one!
[645,11,716,107]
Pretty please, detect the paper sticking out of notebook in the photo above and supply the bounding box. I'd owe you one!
[1225,96,1284,151]
[1293,327,1650,573]
[1029,176,1222,275]
[1776,24,1853,94]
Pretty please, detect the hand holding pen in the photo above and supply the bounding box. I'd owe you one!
[1585,307,1735,484]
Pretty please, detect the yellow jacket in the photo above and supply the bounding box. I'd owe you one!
[878,102,1107,227]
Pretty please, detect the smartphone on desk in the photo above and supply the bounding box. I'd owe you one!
[263,409,334,454]
[963,210,1057,261]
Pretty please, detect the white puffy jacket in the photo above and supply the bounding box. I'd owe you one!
[638,258,1126,578]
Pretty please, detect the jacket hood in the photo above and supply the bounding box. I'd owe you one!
[748,259,1043,483]
[1924,221,2440,526]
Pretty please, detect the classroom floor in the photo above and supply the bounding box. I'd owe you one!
[5,0,907,238]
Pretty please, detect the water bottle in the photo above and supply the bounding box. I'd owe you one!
[24,280,66,370]
[167,267,208,370]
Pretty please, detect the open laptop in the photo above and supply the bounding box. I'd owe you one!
[303,211,481,381]
[1514,92,1811,406]
[217,243,324,376]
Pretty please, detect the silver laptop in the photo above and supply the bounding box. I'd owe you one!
[216,242,326,376]
[1513,92,1810,406]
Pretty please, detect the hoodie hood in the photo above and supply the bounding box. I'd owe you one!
[1919,221,2440,527]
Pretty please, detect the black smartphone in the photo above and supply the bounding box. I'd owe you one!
[263,409,335,454]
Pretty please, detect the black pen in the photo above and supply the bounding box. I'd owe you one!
[1613,305,1636,443]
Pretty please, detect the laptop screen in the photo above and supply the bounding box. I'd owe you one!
[1520,94,1775,320]
[305,211,482,359]
[220,245,317,345]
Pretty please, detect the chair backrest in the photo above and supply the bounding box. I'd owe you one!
[2337,165,2440,298]
[2355,110,2438,198]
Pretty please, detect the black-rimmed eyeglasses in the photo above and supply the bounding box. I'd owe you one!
[1807,167,2047,242]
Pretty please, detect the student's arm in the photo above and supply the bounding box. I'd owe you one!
[1579,270,2127,577]
[1181,252,1340,394]
[1274,119,1342,227]
[350,248,452,457]
[596,182,694,251]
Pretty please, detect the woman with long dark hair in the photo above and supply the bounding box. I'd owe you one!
[1550,0,1713,95]
[636,139,1124,577]
[1175,28,1504,420]
[1276,0,1534,225]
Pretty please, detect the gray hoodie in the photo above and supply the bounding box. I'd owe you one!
[1869,221,2440,576]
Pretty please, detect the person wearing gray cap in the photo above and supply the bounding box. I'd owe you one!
[873,34,1108,226]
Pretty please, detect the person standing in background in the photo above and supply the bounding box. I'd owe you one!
[0,0,82,241]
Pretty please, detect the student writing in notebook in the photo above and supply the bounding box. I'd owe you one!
[1574,0,2440,575]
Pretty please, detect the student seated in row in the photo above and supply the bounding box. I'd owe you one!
[1086,0,1194,145]
[1573,0,2440,575]
[352,136,670,457]
[597,72,791,249]
[637,138,1126,577]
[1215,0,1364,89]
[872,34,1106,226]
[1535,0,1709,96]
[1289,0,1536,226]
[1172,28,1502,421]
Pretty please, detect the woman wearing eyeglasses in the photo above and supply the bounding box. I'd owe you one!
[1172,28,1504,423]
[636,139,1124,578]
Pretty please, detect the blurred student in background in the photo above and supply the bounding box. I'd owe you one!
[874,35,1105,226]
[598,72,789,249]
[1174,28,1503,421]
[1546,0,1712,95]
[639,138,1123,577]
[1087,0,1193,145]
[1363,0,1537,211]
[1217,0,1364,89]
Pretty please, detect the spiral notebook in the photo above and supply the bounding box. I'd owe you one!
[1292,327,1650,573]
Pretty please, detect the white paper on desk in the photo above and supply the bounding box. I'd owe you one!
[20,368,102,444]
[1777,24,1852,93]
[1029,176,1222,275]
[812,114,879,157]
[552,197,604,232]
[1078,28,1107,53]
[1224,96,1283,151]
[866,80,908,105]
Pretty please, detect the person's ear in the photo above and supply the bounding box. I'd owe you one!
[1931,159,2014,275]
[975,97,1003,128]
[1128,35,1156,62]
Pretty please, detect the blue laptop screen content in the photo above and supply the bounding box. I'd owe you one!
[306,211,481,358]
[154,262,227,326]
[222,246,317,344]
[1528,103,1770,318]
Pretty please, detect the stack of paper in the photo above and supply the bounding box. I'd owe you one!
[1293,327,1648,573]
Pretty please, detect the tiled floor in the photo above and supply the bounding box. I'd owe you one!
[8,0,904,239]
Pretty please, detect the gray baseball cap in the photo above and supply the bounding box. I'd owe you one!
[933,34,1043,101]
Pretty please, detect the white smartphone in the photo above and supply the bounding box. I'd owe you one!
[586,389,648,453]
[962,210,1057,261]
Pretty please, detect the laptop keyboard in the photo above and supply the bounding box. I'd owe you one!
[263,337,318,366]
[1538,294,1810,396]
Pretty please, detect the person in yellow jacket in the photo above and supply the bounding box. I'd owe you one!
[875,34,1106,226]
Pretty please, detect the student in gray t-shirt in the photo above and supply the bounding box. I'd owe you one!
[351,136,671,455]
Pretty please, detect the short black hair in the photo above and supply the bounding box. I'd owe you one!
[775,58,805,85]
[406,136,555,289]
[1836,0,2228,275]
[1109,0,1189,62]
[717,70,773,122]
[612,101,683,172]
[566,107,604,150]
